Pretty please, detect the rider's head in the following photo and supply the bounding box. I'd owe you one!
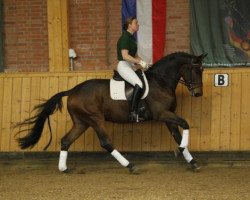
[123,17,139,33]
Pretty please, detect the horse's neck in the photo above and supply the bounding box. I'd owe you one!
[146,67,180,91]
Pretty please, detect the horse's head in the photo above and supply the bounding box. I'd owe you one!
[146,52,207,97]
[179,53,207,97]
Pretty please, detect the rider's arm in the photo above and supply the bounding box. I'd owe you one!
[135,54,142,60]
[121,49,140,64]
[121,50,148,69]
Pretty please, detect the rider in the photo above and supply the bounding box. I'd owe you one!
[117,17,149,122]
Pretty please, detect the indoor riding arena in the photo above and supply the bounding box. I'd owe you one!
[0,0,250,200]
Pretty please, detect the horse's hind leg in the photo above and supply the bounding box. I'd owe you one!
[166,122,200,171]
[91,120,138,173]
[58,122,89,172]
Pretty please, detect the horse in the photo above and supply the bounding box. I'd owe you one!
[15,52,207,173]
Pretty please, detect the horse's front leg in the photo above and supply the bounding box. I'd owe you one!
[158,111,200,171]
[166,122,201,171]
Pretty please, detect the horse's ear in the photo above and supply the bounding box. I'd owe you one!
[198,53,208,60]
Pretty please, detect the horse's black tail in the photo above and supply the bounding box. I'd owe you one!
[15,90,71,150]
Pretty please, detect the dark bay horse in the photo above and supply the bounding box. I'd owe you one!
[16,52,207,173]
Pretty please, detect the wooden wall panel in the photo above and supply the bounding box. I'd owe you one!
[38,76,50,151]
[0,78,3,151]
[141,122,152,151]
[1,78,12,151]
[19,78,31,151]
[230,73,241,150]
[200,73,212,151]
[160,123,171,151]
[0,69,250,152]
[113,123,123,150]
[240,73,250,150]
[210,83,221,150]
[10,78,22,151]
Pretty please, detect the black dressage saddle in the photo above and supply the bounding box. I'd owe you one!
[112,69,146,100]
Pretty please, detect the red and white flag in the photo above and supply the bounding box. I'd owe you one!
[122,0,166,64]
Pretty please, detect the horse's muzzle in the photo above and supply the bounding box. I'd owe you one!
[191,90,203,97]
[194,92,202,97]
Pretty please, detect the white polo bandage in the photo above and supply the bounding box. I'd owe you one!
[183,148,193,163]
[58,150,68,172]
[180,129,189,148]
[111,149,129,167]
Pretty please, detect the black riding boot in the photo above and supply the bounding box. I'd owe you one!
[129,84,143,122]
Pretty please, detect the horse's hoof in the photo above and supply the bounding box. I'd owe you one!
[174,148,181,157]
[191,162,201,172]
[129,166,140,174]
[62,168,71,173]
[127,163,140,174]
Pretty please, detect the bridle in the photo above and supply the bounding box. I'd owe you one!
[178,58,203,93]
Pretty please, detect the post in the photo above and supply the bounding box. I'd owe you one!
[47,0,69,72]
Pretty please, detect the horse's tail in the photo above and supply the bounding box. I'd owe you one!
[15,89,73,150]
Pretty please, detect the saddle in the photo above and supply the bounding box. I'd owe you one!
[110,69,149,101]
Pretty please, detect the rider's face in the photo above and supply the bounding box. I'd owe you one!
[129,19,139,32]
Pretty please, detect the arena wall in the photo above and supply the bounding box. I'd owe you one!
[1,0,249,152]
[0,69,250,152]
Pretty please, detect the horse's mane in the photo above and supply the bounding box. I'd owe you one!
[153,52,192,66]
[146,52,193,75]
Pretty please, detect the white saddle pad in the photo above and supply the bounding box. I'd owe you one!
[110,72,149,100]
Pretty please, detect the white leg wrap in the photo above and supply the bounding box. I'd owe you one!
[111,149,129,167]
[180,129,189,148]
[58,151,68,172]
[183,148,193,163]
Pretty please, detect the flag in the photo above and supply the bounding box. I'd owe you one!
[190,0,250,66]
[122,0,166,64]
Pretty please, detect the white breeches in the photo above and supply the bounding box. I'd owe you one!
[117,61,143,88]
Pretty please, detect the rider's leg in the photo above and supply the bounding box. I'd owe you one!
[117,61,143,87]
[117,61,143,122]
[129,84,143,121]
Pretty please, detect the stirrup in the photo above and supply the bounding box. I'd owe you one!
[129,111,137,122]
[129,111,144,122]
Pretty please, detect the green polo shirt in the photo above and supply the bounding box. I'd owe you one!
[117,31,137,61]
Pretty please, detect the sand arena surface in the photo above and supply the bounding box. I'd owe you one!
[0,153,250,200]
